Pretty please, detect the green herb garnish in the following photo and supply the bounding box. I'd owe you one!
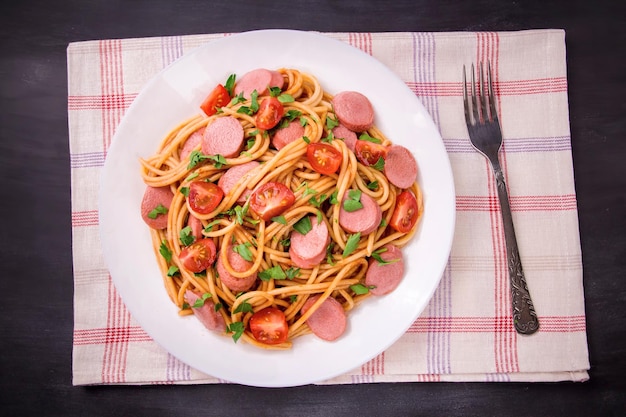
[342,232,361,258]
[147,204,168,219]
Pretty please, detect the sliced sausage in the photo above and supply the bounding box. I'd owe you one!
[365,244,405,295]
[332,123,358,152]
[338,190,382,235]
[384,145,418,189]
[180,127,204,160]
[187,214,204,239]
[216,245,257,292]
[331,91,374,132]
[289,216,330,268]
[271,120,305,150]
[202,116,244,158]
[301,295,347,341]
[269,70,285,90]
[140,186,174,229]
[217,161,260,203]
[233,68,274,98]
[184,290,226,332]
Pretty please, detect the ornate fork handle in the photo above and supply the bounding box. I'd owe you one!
[490,157,540,335]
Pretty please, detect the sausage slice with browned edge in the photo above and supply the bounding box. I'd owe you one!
[140,186,174,229]
[202,116,245,158]
[365,244,405,295]
[289,215,330,269]
[338,190,382,235]
[216,244,258,292]
[384,145,418,189]
[184,290,226,332]
[331,91,374,132]
[301,294,347,341]
[217,161,260,204]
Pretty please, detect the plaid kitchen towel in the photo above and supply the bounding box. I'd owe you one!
[68,29,589,385]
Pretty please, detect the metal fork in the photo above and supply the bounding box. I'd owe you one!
[463,62,539,335]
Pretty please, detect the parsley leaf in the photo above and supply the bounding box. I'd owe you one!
[159,241,172,262]
[285,267,300,280]
[204,219,221,233]
[259,265,287,281]
[271,215,287,225]
[208,154,227,169]
[359,133,382,144]
[233,242,253,262]
[167,266,179,276]
[293,216,312,235]
[283,109,302,121]
[148,204,168,219]
[366,180,379,191]
[343,189,363,212]
[180,187,190,197]
[278,93,294,103]
[321,132,334,143]
[224,74,236,96]
[179,226,195,246]
[250,90,259,113]
[192,292,212,308]
[268,86,282,97]
[227,322,245,343]
[326,115,339,130]
[187,150,210,169]
[350,283,372,295]
[302,136,311,144]
[371,247,401,265]
[308,193,328,208]
[234,299,253,314]
[342,232,361,258]
[372,157,385,171]
[329,190,339,205]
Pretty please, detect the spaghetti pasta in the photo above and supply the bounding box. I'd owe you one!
[139,68,423,349]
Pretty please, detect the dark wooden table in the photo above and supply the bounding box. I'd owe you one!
[1,1,624,415]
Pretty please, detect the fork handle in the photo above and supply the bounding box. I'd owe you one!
[490,158,540,335]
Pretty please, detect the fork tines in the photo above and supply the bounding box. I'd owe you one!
[463,62,498,126]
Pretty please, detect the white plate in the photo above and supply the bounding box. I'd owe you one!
[99,29,455,387]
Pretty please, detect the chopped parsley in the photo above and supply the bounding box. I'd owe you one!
[233,242,253,262]
[224,74,236,96]
[342,232,361,258]
[192,292,212,308]
[366,180,379,191]
[342,189,363,212]
[179,226,195,246]
[293,216,312,235]
[147,204,168,219]
[372,157,385,171]
[350,283,374,295]
[271,215,287,225]
[227,321,245,343]
[259,265,287,281]
[234,299,253,314]
[159,241,172,262]
[166,266,179,277]
[371,247,401,265]
[359,133,382,144]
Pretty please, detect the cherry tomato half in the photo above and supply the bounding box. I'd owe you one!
[200,84,230,116]
[354,140,389,166]
[249,307,289,345]
[255,97,284,130]
[188,181,224,214]
[179,238,217,273]
[306,143,343,175]
[249,182,295,221]
[389,190,420,233]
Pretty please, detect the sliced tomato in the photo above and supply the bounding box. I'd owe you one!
[179,238,217,273]
[389,190,420,233]
[188,181,224,214]
[200,84,230,116]
[306,143,343,175]
[249,182,295,221]
[354,140,389,166]
[255,97,284,130]
[249,307,289,345]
